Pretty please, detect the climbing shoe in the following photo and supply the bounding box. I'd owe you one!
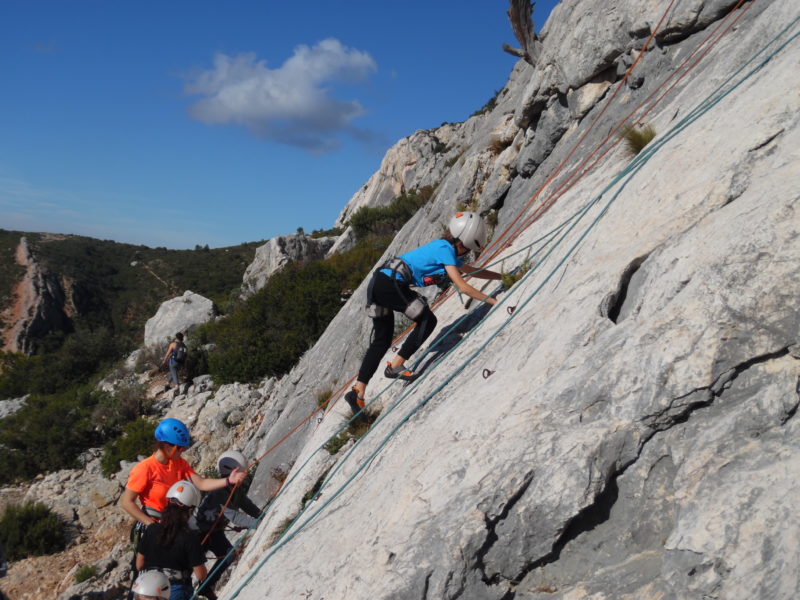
[344,389,366,419]
[384,362,418,382]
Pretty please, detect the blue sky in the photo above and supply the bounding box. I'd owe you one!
[0,1,558,249]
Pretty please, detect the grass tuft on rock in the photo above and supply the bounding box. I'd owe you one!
[621,123,657,157]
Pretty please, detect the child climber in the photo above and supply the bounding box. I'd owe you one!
[132,570,171,600]
[194,451,261,600]
[344,211,501,417]
[136,480,206,600]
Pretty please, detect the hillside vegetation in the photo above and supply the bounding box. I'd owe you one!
[0,207,403,482]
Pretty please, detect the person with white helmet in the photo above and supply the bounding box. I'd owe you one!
[344,211,501,418]
[194,451,261,600]
[122,419,245,600]
[136,480,206,600]
[132,570,171,600]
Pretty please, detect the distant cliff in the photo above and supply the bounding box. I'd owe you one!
[1,236,75,354]
[0,231,259,356]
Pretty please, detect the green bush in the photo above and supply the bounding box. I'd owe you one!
[203,238,389,384]
[500,255,532,290]
[93,381,148,438]
[347,187,434,239]
[0,502,67,560]
[101,418,156,477]
[206,260,344,383]
[309,226,344,239]
[74,564,98,583]
[0,327,128,399]
[324,431,351,455]
[0,386,106,483]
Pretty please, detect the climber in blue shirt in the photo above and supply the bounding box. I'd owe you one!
[344,211,502,417]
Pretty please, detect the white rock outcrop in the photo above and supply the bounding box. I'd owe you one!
[143,290,216,347]
[240,234,338,298]
[0,395,27,419]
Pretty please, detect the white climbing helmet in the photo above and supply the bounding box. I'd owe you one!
[132,570,171,599]
[218,450,248,477]
[165,480,201,508]
[448,211,487,252]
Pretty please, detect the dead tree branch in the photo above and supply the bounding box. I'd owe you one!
[504,0,543,66]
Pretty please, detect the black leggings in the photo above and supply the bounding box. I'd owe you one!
[201,530,234,594]
[357,272,437,384]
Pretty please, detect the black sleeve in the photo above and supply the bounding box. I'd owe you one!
[197,489,227,525]
[240,494,262,519]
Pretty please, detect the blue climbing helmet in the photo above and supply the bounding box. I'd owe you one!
[154,418,191,448]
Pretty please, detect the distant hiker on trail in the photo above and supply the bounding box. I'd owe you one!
[345,211,502,418]
[136,480,206,600]
[120,418,246,598]
[195,451,261,600]
[132,570,171,600]
[162,332,187,397]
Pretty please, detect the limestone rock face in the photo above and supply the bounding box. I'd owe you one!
[143,290,216,347]
[225,1,800,599]
[240,234,337,298]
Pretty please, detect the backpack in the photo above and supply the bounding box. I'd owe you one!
[172,341,187,364]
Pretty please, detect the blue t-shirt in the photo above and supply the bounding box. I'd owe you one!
[381,240,462,287]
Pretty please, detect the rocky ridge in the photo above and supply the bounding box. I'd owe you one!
[239,233,339,299]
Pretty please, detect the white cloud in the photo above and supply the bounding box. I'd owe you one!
[184,39,378,153]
